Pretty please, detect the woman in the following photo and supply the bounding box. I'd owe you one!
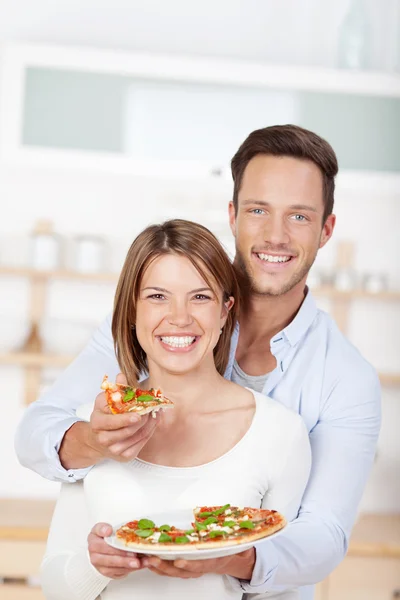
[41,219,311,600]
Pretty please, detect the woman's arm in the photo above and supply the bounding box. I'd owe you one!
[41,482,111,600]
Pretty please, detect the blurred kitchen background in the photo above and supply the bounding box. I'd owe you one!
[0,0,399,598]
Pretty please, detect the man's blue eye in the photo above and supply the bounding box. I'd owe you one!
[293,214,306,221]
[251,209,264,215]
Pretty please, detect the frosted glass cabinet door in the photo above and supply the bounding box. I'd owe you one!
[21,67,297,163]
[21,66,400,172]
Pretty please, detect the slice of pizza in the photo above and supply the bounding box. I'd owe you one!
[101,375,174,417]
[191,504,287,544]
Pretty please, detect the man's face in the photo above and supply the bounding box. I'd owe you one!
[229,155,335,297]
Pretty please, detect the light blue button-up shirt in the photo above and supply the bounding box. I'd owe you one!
[15,292,381,599]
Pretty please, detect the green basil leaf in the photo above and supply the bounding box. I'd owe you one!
[122,388,135,402]
[135,529,154,538]
[195,522,207,531]
[159,524,171,532]
[138,519,155,530]
[136,394,155,402]
[184,529,195,535]
[208,530,225,538]
[214,504,231,515]
[203,517,218,526]
[174,536,189,544]
[197,511,214,518]
[239,520,255,530]
[223,520,236,527]
[158,533,172,543]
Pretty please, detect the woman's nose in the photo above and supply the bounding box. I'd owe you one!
[168,300,193,327]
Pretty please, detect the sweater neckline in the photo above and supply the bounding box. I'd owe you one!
[132,389,260,473]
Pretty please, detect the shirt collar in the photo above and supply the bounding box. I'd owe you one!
[279,289,318,347]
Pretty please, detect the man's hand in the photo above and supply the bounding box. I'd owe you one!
[59,373,160,469]
[142,548,255,580]
[88,523,142,579]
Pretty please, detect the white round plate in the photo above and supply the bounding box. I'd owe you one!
[105,508,287,560]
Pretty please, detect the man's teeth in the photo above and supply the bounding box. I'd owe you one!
[160,336,196,348]
[257,253,291,263]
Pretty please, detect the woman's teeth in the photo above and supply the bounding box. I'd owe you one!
[160,336,196,348]
[257,253,291,263]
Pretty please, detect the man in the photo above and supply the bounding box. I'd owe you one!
[15,125,381,599]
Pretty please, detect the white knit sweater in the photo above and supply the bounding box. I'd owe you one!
[41,391,311,600]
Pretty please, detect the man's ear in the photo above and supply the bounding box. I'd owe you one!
[228,202,237,237]
[320,213,336,249]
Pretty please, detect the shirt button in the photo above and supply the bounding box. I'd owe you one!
[68,473,75,478]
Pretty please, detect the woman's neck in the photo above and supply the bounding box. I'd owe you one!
[145,357,227,414]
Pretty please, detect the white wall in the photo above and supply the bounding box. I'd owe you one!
[0,0,399,70]
[0,163,399,512]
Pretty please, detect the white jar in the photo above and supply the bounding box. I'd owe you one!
[74,235,106,273]
[31,222,61,270]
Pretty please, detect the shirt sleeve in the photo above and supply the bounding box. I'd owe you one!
[40,481,111,600]
[14,314,119,483]
[240,364,381,596]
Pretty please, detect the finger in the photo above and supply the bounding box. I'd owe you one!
[95,419,152,447]
[109,415,158,455]
[90,552,140,570]
[148,566,202,579]
[116,372,129,386]
[92,407,144,432]
[174,559,211,572]
[90,523,113,537]
[144,558,194,577]
[88,536,134,558]
[98,567,134,579]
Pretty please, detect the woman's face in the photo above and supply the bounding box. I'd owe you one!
[135,253,233,375]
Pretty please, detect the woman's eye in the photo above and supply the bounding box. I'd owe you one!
[148,294,166,300]
[193,294,211,301]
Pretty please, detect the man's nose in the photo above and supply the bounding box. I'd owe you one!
[263,215,290,246]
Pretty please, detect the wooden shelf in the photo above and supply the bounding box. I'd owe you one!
[0,352,398,387]
[379,373,400,387]
[1,268,400,298]
[312,286,400,301]
[0,352,73,368]
[0,266,118,283]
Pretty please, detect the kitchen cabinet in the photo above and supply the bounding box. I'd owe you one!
[1,42,400,184]
[316,514,400,600]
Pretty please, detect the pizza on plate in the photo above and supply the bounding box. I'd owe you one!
[115,504,286,549]
[101,375,174,417]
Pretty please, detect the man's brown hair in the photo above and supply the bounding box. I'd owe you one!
[231,124,338,222]
[112,219,240,385]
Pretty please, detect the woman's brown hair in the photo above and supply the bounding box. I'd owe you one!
[112,219,240,385]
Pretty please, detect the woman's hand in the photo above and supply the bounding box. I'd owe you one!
[88,373,160,461]
[59,373,160,469]
[88,523,142,579]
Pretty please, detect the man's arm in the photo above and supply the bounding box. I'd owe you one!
[14,314,147,482]
[240,365,381,596]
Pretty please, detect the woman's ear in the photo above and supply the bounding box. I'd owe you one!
[220,296,235,328]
